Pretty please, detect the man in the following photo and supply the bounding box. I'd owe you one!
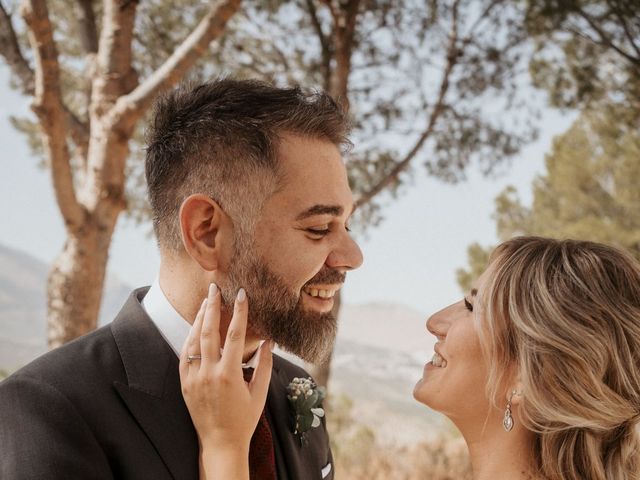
[0,79,363,479]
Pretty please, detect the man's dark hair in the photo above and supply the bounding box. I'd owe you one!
[145,78,350,251]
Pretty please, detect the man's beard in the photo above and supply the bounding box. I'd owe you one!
[219,241,346,364]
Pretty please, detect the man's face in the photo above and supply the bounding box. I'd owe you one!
[221,133,363,363]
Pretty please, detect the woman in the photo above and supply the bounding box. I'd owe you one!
[413,236,640,479]
[181,237,640,479]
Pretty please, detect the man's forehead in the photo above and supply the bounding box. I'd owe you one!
[276,134,344,175]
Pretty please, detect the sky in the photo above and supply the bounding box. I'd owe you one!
[0,65,576,318]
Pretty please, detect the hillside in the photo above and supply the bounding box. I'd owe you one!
[0,244,443,443]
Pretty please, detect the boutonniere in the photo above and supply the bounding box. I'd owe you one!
[287,377,326,445]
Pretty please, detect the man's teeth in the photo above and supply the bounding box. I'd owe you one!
[303,287,337,299]
[431,352,448,368]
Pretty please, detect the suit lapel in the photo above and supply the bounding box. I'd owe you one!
[267,364,297,480]
[111,288,198,480]
[267,359,325,480]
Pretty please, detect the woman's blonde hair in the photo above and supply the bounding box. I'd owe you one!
[479,236,640,480]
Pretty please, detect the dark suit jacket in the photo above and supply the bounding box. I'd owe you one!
[0,288,334,480]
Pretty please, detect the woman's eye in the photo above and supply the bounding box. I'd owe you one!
[464,298,474,312]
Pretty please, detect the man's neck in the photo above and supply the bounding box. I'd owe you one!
[158,261,263,362]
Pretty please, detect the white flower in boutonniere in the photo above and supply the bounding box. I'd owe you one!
[287,377,326,445]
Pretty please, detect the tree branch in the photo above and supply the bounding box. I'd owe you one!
[111,0,242,123]
[0,0,35,95]
[575,7,640,66]
[325,0,360,111]
[21,0,83,229]
[466,0,503,38]
[92,0,139,107]
[76,0,98,54]
[305,0,332,91]
[74,0,97,155]
[0,1,89,154]
[612,6,640,60]
[271,41,292,75]
[355,0,461,209]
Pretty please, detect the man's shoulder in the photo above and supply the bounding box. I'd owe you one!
[4,323,120,390]
[2,288,150,392]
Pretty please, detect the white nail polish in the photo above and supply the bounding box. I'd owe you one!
[237,288,246,302]
[209,283,218,296]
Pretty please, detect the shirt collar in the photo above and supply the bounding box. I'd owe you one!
[142,276,262,368]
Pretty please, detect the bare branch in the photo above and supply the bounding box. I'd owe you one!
[355,0,462,208]
[0,0,35,95]
[466,0,503,39]
[271,41,291,74]
[93,0,139,104]
[137,11,175,62]
[1,1,89,157]
[73,0,98,146]
[319,0,337,18]
[111,0,242,123]
[21,0,83,228]
[576,7,640,66]
[613,7,640,60]
[327,0,360,111]
[76,0,98,54]
[305,0,332,91]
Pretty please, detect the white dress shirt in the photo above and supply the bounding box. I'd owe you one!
[142,276,261,368]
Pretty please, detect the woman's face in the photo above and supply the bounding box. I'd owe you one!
[413,270,493,420]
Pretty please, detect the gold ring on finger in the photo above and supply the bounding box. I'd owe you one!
[187,354,202,364]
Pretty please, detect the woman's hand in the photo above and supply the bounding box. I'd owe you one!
[179,283,273,480]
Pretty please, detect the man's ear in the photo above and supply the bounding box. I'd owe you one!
[179,194,230,271]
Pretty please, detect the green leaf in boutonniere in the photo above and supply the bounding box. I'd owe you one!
[287,377,326,445]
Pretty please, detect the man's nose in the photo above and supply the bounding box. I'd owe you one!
[326,231,364,271]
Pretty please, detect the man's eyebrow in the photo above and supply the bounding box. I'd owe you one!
[296,204,344,221]
[470,289,478,297]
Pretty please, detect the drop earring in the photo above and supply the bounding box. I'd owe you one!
[503,390,516,432]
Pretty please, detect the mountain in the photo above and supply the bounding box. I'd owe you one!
[0,244,443,443]
[0,243,132,370]
[277,303,441,444]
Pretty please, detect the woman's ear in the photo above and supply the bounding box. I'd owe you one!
[179,194,229,271]
[506,380,525,407]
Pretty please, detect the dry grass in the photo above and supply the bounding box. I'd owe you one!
[328,395,472,479]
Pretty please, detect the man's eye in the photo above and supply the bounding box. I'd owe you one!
[307,228,330,237]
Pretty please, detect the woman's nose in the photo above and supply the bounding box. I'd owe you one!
[426,304,454,337]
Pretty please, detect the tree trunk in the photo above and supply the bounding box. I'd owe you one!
[20,0,243,349]
[304,0,359,394]
[46,210,119,348]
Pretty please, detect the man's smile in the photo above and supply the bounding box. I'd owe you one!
[302,284,342,299]
[301,284,342,312]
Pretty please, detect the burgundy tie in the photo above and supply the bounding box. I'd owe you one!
[243,368,278,480]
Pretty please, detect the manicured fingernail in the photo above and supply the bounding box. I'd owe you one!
[209,283,218,296]
[237,288,246,303]
[201,298,207,309]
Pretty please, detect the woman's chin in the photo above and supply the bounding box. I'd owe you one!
[412,378,432,406]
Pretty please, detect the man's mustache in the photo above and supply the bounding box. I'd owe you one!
[304,268,346,286]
